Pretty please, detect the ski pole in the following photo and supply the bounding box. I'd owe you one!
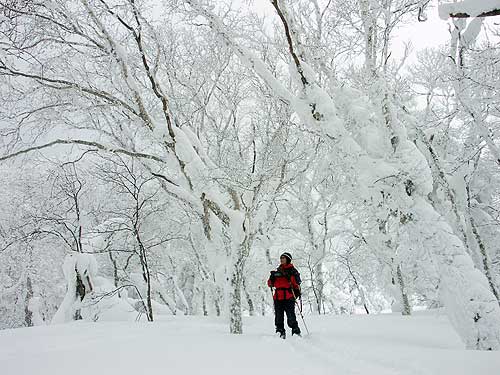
[270,287,275,313]
[290,287,310,335]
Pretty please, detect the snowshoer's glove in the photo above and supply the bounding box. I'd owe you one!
[293,287,301,299]
[269,271,276,284]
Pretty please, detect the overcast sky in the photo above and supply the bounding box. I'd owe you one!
[239,1,493,64]
[392,5,451,61]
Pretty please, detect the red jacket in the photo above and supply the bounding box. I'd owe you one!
[267,263,301,300]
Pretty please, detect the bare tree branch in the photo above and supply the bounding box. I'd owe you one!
[0,64,140,118]
[0,139,166,163]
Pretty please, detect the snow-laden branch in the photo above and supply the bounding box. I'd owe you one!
[0,63,140,119]
[0,138,206,209]
[270,0,309,87]
[439,0,500,19]
[0,139,166,164]
[184,0,294,104]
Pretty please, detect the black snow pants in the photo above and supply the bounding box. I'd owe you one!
[274,299,300,333]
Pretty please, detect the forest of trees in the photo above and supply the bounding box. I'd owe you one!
[1,0,499,350]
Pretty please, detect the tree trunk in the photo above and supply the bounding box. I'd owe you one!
[24,276,33,327]
[468,209,500,304]
[260,286,266,316]
[145,271,153,322]
[202,289,208,316]
[347,263,370,315]
[108,251,119,288]
[214,286,222,317]
[229,259,244,333]
[396,265,411,316]
[414,197,500,350]
[314,262,324,315]
[229,240,247,334]
[135,225,153,322]
[242,277,254,317]
[74,271,85,320]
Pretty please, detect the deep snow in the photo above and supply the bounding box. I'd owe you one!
[1,312,499,375]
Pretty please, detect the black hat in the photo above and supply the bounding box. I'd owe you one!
[280,252,292,263]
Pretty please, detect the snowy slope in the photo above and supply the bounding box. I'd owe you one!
[1,313,499,375]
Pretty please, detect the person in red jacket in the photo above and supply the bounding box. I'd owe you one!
[267,252,301,338]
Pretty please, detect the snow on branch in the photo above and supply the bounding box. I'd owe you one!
[439,0,500,19]
[270,0,309,87]
[0,63,141,120]
[184,0,294,104]
[0,139,166,164]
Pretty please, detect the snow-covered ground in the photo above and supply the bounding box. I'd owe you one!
[1,312,499,375]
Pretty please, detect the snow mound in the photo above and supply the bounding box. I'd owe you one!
[51,254,139,324]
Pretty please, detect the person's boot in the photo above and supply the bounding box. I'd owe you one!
[276,328,286,339]
[292,326,301,337]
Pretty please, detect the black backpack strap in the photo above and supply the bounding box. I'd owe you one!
[292,268,301,284]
